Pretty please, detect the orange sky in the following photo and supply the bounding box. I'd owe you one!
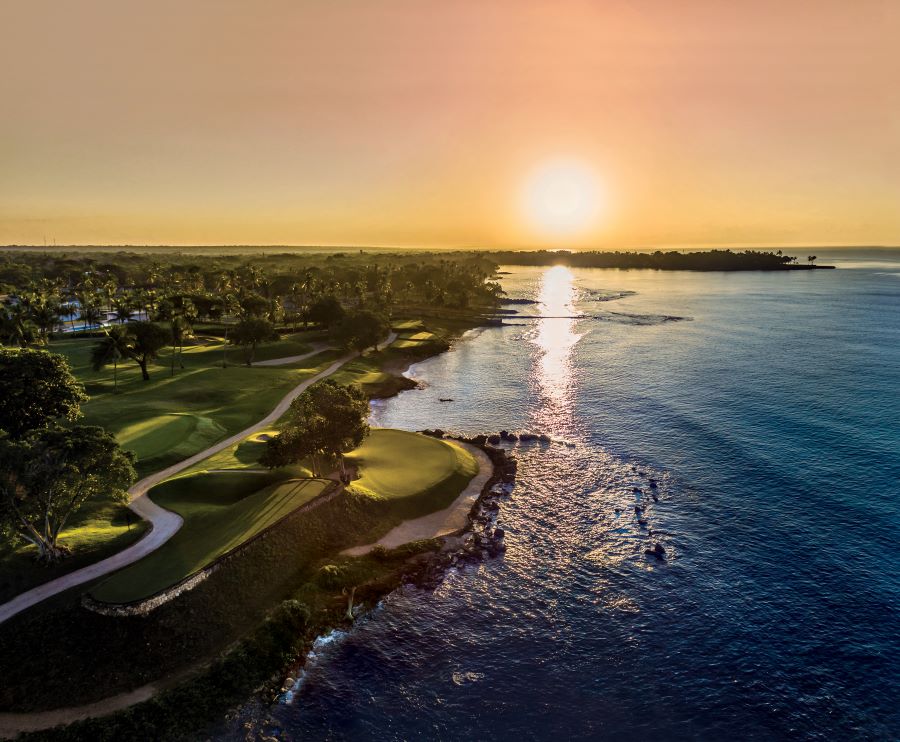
[1,0,897,248]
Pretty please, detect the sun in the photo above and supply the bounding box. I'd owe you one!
[521,159,603,238]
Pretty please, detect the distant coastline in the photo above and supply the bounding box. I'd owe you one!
[0,246,837,271]
[480,249,835,271]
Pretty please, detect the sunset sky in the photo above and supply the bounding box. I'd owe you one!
[1,0,897,248]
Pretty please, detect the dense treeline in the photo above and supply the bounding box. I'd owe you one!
[0,251,502,348]
[481,248,830,270]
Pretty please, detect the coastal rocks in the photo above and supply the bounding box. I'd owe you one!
[644,543,666,561]
[420,429,445,438]
[487,434,501,444]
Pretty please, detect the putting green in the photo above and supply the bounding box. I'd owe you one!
[391,319,424,331]
[91,471,330,603]
[345,429,477,502]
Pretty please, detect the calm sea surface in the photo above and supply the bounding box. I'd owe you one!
[254,251,900,740]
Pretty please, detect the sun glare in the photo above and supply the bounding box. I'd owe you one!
[522,159,603,238]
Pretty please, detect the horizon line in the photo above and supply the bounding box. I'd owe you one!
[2,243,898,252]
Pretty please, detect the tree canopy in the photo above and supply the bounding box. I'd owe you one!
[229,317,278,365]
[126,321,170,380]
[330,309,390,353]
[306,295,345,327]
[262,380,369,476]
[0,426,136,561]
[0,348,87,439]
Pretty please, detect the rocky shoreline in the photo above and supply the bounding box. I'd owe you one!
[223,434,518,739]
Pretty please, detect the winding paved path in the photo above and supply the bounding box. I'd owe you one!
[251,342,331,366]
[0,333,396,627]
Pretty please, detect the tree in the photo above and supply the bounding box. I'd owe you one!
[229,317,278,366]
[125,321,170,380]
[330,310,389,353]
[807,255,817,267]
[91,325,134,392]
[262,380,369,477]
[0,426,136,561]
[25,294,61,344]
[0,348,87,439]
[306,295,345,328]
[0,303,34,347]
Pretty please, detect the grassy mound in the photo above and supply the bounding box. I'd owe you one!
[116,413,226,464]
[345,429,478,521]
[91,471,330,604]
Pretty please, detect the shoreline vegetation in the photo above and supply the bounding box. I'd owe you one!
[0,436,515,742]
[0,259,499,740]
[480,248,834,270]
[0,248,835,278]
[0,246,832,740]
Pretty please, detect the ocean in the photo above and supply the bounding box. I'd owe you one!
[258,251,900,740]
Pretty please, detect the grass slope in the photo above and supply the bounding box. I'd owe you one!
[0,501,149,603]
[51,336,341,475]
[91,471,330,603]
[345,429,478,522]
[0,429,480,713]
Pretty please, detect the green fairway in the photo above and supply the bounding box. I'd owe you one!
[0,500,149,603]
[345,429,478,518]
[50,336,342,474]
[393,329,437,349]
[391,319,425,331]
[116,413,225,462]
[91,471,331,603]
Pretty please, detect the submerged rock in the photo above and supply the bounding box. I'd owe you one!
[644,543,666,560]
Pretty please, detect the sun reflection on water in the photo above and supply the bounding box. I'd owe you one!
[529,266,582,434]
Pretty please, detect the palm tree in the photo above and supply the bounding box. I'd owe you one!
[112,295,133,324]
[807,255,817,267]
[78,295,103,331]
[26,295,62,344]
[91,325,133,392]
[0,302,33,347]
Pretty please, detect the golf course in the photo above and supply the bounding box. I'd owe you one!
[91,427,477,605]
[90,472,333,604]
[0,319,486,620]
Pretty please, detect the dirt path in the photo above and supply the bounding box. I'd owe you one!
[0,684,159,738]
[0,333,397,627]
[342,442,493,556]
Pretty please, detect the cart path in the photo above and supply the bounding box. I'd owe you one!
[251,341,332,366]
[0,333,396,627]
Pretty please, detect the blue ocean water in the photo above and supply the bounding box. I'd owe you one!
[263,252,900,740]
